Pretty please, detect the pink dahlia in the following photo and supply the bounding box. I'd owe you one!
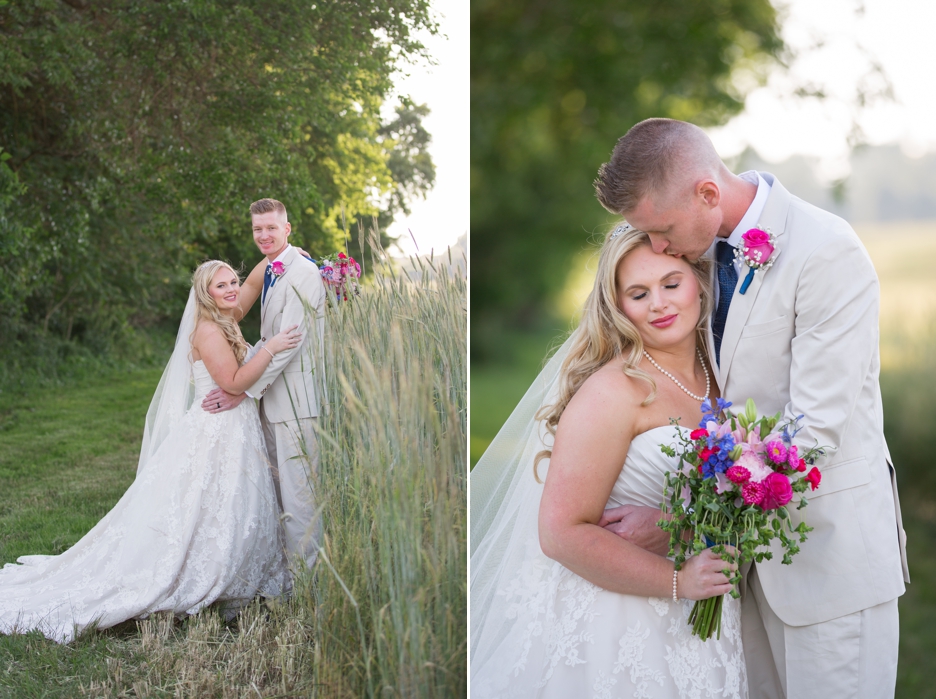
[726,465,751,484]
[742,481,765,506]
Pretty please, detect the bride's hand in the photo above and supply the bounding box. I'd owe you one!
[265,324,302,355]
[676,548,738,601]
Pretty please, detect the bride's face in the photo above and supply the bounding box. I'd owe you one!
[208,266,241,313]
[615,244,701,349]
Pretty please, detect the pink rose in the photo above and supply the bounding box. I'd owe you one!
[760,472,793,510]
[742,228,775,266]
[805,466,822,491]
[271,260,286,276]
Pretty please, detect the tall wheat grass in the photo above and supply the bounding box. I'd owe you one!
[309,249,467,697]
[77,248,467,698]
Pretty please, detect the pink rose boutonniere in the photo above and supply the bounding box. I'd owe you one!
[734,227,777,294]
[270,260,286,277]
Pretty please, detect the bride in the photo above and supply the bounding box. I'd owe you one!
[471,224,747,698]
[0,260,298,643]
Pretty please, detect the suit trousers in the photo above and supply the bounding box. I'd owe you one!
[743,564,899,699]
[260,404,321,571]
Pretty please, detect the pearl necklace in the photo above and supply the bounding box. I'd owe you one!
[642,347,710,402]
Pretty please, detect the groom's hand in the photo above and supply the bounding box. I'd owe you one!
[598,505,670,556]
[202,387,247,414]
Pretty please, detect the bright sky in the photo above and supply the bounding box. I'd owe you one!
[708,0,936,182]
[385,0,469,258]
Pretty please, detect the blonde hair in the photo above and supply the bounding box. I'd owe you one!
[533,226,713,479]
[191,260,250,364]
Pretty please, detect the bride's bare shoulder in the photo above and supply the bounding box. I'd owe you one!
[564,357,649,422]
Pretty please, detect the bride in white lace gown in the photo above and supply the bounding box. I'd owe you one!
[471,226,747,698]
[0,261,295,643]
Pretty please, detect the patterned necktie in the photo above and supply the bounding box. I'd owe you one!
[261,264,273,305]
[712,241,738,366]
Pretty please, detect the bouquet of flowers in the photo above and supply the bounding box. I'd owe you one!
[318,251,362,301]
[659,397,826,640]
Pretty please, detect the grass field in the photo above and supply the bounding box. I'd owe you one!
[469,222,936,697]
[0,252,466,698]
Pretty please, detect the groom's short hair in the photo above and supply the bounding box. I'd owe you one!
[250,198,288,219]
[594,118,703,215]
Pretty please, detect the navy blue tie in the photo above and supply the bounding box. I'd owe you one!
[261,264,273,305]
[712,241,737,366]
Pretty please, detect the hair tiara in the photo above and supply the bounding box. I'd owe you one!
[609,222,634,240]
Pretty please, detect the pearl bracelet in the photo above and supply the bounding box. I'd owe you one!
[262,347,275,359]
[672,567,679,602]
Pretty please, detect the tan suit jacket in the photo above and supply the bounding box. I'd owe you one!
[711,173,909,627]
[248,246,326,424]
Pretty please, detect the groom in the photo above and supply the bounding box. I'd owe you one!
[203,198,326,571]
[594,119,908,698]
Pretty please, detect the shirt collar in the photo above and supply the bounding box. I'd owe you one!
[725,171,770,248]
[269,244,293,267]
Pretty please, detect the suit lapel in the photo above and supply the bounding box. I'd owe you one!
[260,247,295,330]
[718,174,792,383]
[705,261,723,389]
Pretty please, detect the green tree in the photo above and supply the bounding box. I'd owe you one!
[470,0,784,358]
[0,0,435,361]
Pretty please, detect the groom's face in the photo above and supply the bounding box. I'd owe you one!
[252,210,291,260]
[625,189,720,262]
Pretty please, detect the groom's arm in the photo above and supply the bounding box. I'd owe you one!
[784,233,879,456]
[599,505,672,555]
[202,387,247,413]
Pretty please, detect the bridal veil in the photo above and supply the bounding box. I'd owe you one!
[469,333,574,671]
[138,288,197,476]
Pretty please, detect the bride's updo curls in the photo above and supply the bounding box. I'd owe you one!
[191,260,250,364]
[533,224,713,478]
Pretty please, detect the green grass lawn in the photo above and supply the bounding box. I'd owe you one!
[0,369,162,565]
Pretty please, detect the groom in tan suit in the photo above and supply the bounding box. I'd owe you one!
[204,198,326,571]
[595,119,908,698]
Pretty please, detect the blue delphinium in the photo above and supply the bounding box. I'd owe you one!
[699,397,733,428]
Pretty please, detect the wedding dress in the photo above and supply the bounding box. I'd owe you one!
[471,339,746,698]
[0,292,289,643]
